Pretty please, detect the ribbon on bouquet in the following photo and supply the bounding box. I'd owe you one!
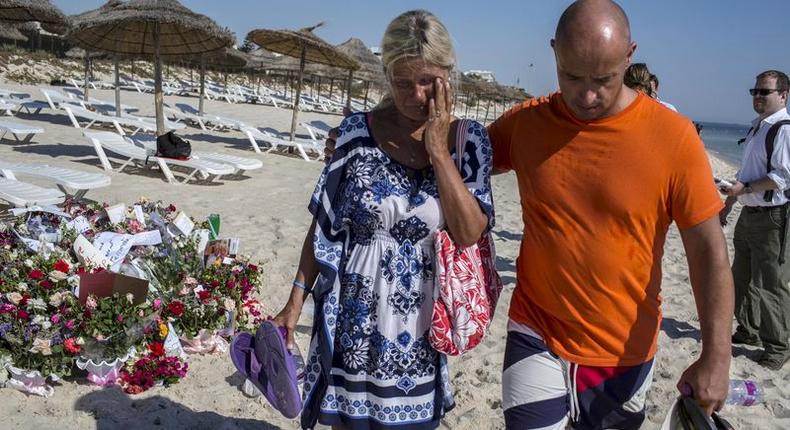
[180,329,229,355]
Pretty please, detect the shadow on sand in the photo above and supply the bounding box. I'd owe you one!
[74,386,282,430]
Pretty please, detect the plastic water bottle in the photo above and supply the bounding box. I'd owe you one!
[725,380,762,406]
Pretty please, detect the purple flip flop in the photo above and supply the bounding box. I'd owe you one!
[230,321,302,418]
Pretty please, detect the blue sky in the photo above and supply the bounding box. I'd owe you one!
[54,0,789,124]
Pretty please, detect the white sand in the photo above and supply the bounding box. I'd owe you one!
[0,82,786,429]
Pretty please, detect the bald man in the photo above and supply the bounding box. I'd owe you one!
[488,0,732,428]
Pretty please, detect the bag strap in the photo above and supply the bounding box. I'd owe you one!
[454,119,468,173]
[763,119,790,201]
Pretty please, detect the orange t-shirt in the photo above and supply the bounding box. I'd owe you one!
[488,92,723,366]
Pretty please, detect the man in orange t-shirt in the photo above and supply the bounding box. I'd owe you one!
[488,1,734,429]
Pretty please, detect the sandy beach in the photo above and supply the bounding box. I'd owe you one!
[0,81,786,430]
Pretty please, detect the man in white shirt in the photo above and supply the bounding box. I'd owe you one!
[720,69,790,370]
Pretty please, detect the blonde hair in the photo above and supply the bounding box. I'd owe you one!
[374,10,456,110]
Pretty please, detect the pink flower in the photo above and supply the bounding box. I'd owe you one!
[116,314,124,322]
[85,296,97,310]
[50,314,61,324]
[65,319,76,330]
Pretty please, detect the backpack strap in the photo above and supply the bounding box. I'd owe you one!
[763,119,790,201]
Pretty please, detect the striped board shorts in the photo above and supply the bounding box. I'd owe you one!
[502,320,654,430]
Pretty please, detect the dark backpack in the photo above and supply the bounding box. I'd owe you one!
[763,119,790,202]
[156,131,191,159]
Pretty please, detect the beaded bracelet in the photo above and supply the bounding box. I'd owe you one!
[293,280,307,290]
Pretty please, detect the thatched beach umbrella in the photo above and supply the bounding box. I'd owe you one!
[336,37,383,109]
[65,47,109,103]
[0,0,68,34]
[173,47,247,115]
[67,0,233,135]
[248,23,359,140]
[0,22,26,42]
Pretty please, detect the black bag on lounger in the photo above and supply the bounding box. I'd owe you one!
[156,131,191,159]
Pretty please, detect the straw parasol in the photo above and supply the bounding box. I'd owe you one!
[172,47,248,115]
[0,0,68,34]
[0,22,26,42]
[336,37,383,109]
[67,0,234,135]
[248,23,359,140]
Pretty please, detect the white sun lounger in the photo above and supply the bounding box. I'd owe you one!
[83,131,234,184]
[169,104,243,131]
[0,176,64,207]
[128,136,263,175]
[300,120,334,141]
[0,100,15,115]
[0,120,44,143]
[0,161,110,199]
[62,105,156,136]
[241,126,322,161]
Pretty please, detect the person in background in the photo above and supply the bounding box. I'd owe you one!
[719,69,790,371]
[650,73,679,112]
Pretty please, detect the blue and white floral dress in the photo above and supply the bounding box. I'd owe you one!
[302,113,494,430]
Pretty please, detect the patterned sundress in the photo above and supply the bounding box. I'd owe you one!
[301,112,494,430]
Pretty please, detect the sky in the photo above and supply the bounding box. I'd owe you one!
[53,0,790,125]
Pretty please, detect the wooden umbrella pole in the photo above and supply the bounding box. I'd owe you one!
[199,56,206,116]
[345,69,353,111]
[289,48,306,141]
[83,56,90,102]
[114,57,121,117]
[153,21,164,136]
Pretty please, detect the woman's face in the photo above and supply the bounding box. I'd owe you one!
[388,57,450,122]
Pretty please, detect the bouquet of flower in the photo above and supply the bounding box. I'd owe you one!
[79,291,155,361]
[0,253,83,378]
[118,341,188,394]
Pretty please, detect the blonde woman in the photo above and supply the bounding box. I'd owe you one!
[273,9,494,430]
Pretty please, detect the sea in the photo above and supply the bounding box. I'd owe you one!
[698,121,752,167]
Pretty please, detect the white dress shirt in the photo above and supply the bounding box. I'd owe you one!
[736,107,790,207]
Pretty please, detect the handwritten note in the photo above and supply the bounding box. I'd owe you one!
[105,203,126,224]
[73,235,112,269]
[172,212,194,236]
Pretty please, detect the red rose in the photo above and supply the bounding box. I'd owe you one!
[39,280,54,290]
[148,342,165,357]
[197,290,211,302]
[166,301,184,317]
[53,259,70,273]
[64,338,81,354]
[210,280,220,289]
[17,309,29,320]
[226,280,236,290]
[19,294,29,306]
[248,264,258,273]
[28,269,44,280]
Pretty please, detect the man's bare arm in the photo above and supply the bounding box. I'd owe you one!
[677,215,733,414]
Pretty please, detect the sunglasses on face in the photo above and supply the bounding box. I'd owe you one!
[749,88,781,96]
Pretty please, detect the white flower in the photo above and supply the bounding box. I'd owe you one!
[41,321,52,331]
[67,275,80,288]
[49,270,68,282]
[223,298,236,312]
[48,292,63,307]
[29,337,52,356]
[126,293,134,304]
[17,282,27,292]
[32,315,45,325]
[6,292,22,305]
[23,258,33,268]
[30,298,46,311]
